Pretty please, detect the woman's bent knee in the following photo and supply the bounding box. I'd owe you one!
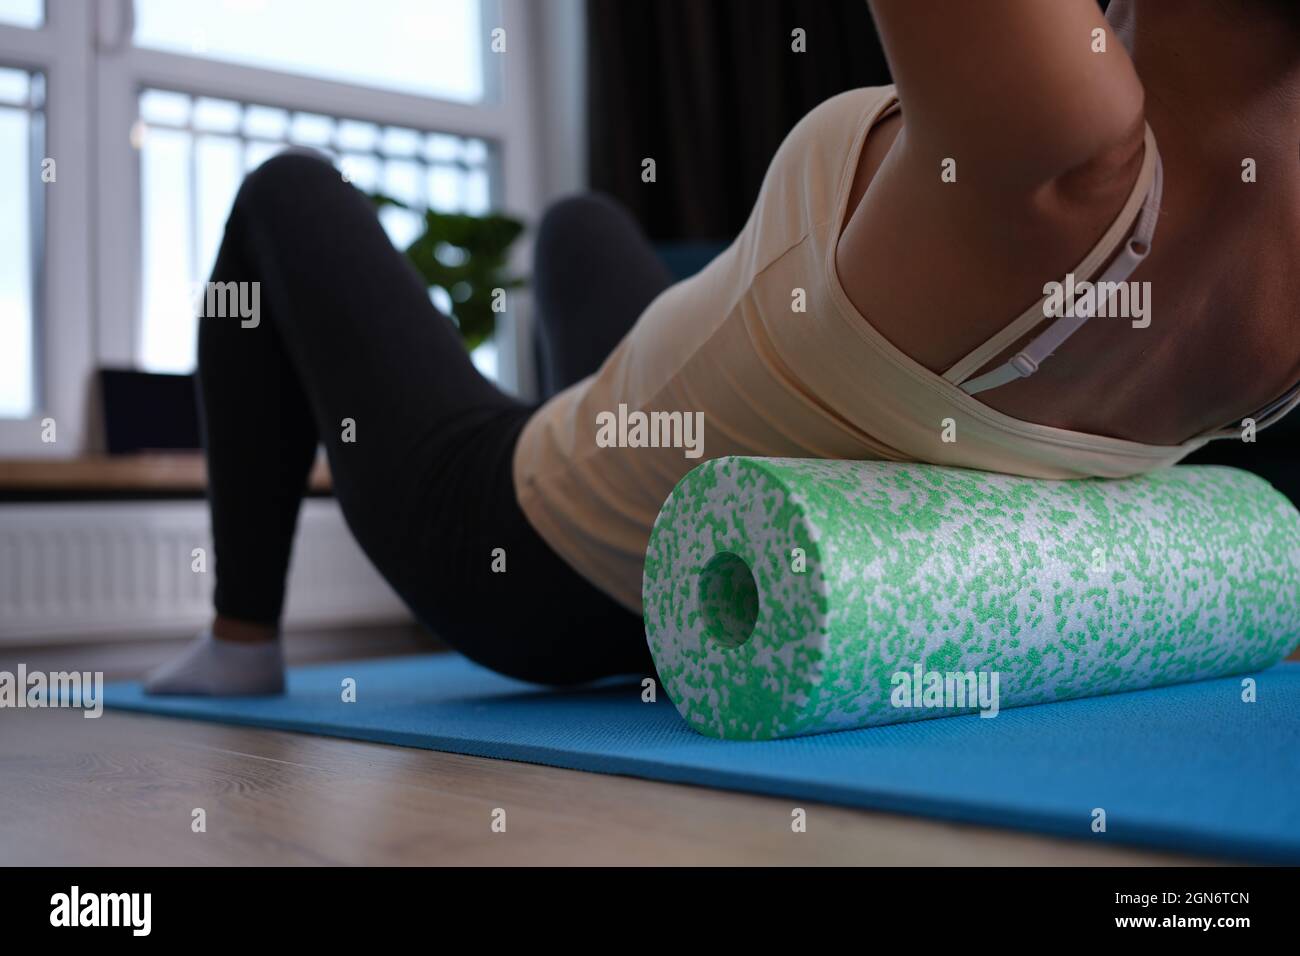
[237,149,344,212]
[536,192,635,252]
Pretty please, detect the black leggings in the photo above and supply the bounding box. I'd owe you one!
[197,151,673,684]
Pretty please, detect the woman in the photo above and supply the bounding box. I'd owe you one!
[146,0,1300,695]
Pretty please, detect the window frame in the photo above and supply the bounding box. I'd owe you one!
[3,0,545,458]
[0,3,94,457]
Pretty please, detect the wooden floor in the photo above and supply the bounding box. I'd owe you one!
[3,706,1214,866]
[1,629,1218,866]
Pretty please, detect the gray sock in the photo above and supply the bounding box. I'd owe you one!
[143,630,286,696]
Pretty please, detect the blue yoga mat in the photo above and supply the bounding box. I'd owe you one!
[104,654,1300,862]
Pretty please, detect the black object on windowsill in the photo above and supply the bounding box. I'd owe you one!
[99,368,201,455]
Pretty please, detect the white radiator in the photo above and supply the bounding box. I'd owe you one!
[0,499,409,643]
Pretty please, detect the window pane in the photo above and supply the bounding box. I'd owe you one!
[0,0,41,29]
[0,66,39,419]
[136,90,498,374]
[133,0,485,103]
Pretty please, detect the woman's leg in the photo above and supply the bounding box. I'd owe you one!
[198,192,320,632]
[148,152,652,694]
[533,193,673,398]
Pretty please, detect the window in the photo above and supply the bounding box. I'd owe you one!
[0,67,42,419]
[133,0,488,103]
[135,89,496,373]
[0,0,544,456]
[0,0,41,30]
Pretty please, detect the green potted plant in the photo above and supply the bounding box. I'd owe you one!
[371,194,526,352]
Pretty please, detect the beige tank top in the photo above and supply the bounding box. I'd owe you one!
[512,85,1297,614]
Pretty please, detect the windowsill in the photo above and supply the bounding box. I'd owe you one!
[0,453,332,501]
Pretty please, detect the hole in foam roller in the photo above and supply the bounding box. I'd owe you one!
[699,551,759,649]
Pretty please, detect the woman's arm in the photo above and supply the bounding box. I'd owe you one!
[868,0,1145,187]
[835,1,1153,379]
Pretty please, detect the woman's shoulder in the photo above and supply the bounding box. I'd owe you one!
[780,86,898,152]
[754,86,900,223]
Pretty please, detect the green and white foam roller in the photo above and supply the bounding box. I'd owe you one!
[642,458,1300,740]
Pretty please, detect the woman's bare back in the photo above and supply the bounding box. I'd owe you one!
[836,0,1300,446]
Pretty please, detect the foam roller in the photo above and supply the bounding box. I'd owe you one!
[642,457,1300,740]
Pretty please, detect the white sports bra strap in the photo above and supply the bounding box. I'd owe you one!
[960,149,1164,396]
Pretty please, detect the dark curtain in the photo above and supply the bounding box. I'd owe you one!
[1183,413,1300,507]
[586,0,891,241]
